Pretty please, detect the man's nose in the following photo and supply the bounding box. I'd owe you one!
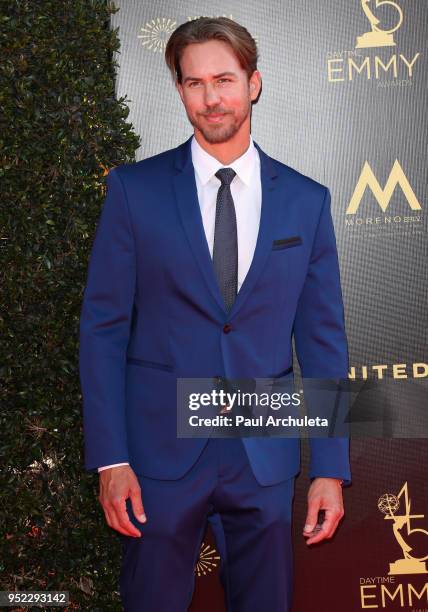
[204,82,221,106]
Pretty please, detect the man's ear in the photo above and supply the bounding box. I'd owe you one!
[250,70,262,100]
[249,70,262,103]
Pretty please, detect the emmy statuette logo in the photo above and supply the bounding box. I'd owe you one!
[356,0,403,49]
[378,482,428,576]
[327,0,421,85]
[359,482,428,608]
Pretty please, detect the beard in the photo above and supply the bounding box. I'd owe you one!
[187,100,251,144]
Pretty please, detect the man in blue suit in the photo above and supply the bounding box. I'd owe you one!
[79,16,351,612]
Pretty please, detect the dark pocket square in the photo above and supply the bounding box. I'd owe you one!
[272,236,302,250]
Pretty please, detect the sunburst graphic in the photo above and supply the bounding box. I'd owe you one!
[195,541,221,577]
[137,17,177,52]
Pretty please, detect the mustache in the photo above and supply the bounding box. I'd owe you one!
[200,109,231,116]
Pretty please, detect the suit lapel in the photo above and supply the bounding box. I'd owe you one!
[228,140,280,318]
[172,136,281,319]
[173,136,227,314]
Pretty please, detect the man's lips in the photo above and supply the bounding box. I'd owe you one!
[204,113,227,122]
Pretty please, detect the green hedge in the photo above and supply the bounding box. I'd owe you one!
[1,1,140,608]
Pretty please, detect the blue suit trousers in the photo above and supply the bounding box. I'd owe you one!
[119,437,295,611]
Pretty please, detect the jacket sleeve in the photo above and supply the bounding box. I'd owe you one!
[79,167,136,472]
[292,187,351,486]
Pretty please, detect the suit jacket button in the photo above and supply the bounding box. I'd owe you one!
[223,324,232,334]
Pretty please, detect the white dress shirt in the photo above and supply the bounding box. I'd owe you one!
[98,134,262,472]
[191,134,261,292]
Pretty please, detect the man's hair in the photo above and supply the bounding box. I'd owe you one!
[164,17,258,85]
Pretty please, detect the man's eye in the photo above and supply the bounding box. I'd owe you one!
[218,79,231,83]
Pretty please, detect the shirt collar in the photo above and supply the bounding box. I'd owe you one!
[191,134,258,187]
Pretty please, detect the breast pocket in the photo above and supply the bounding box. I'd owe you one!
[272,236,302,250]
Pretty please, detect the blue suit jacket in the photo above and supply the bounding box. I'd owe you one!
[79,135,351,486]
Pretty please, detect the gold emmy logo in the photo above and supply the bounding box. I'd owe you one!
[326,0,420,84]
[378,482,428,575]
[346,160,422,214]
[356,0,404,49]
[195,541,221,577]
[138,17,177,52]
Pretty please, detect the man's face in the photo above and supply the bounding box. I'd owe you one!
[176,40,261,144]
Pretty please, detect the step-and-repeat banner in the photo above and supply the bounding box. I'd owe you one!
[110,2,427,610]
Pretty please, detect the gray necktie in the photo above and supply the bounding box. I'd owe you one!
[213,168,238,313]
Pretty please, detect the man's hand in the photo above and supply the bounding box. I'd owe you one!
[303,477,344,545]
[99,465,146,537]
